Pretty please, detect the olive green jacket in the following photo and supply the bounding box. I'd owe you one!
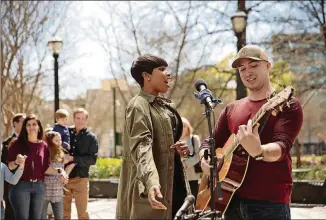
[116,90,183,220]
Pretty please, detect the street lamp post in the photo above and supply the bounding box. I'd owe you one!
[112,87,117,158]
[321,24,326,52]
[48,37,63,122]
[231,4,248,100]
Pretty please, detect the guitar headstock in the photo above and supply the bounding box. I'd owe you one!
[263,86,294,116]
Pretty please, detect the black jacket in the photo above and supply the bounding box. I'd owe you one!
[67,127,98,178]
[1,133,17,201]
[1,133,17,164]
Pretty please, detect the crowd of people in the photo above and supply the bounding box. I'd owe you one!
[1,108,98,220]
[1,44,303,220]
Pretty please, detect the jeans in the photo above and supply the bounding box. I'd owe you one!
[41,200,63,220]
[1,202,4,220]
[224,195,291,220]
[9,181,45,220]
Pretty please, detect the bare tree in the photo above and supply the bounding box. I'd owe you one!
[297,0,326,50]
[87,1,234,107]
[0,1,72,138]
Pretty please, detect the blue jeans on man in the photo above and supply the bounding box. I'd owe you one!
[224,195,291,220]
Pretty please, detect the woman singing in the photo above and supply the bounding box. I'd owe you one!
[116,54,190,219]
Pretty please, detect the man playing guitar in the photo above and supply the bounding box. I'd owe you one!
[198,45,303,220]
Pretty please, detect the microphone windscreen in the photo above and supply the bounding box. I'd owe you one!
[194,79,207,91]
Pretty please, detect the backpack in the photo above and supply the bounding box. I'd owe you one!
[190,135,202,173]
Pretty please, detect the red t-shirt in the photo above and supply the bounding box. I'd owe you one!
[201,97,303,204]
[8,140,50,181]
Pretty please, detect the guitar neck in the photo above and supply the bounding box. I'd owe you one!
[224,108,267,159]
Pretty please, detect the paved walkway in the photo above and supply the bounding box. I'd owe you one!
[69,198,326,219]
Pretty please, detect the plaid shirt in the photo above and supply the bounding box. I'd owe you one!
[44,162,64,203]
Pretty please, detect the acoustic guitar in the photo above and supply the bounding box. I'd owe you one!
[195,86,294,215]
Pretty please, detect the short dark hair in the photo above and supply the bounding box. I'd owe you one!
[130,54,168,87]
[12,113,26,127]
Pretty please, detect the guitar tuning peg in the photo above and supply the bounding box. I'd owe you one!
[279,106,283,112]
[272,110,278,116]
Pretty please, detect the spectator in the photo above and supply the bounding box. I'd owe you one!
[7,114,68,219]
[180,117,201,201]
[63,108,98,220]
[1,113,26,220]
[0,143,26,219]
[41,131,68,220]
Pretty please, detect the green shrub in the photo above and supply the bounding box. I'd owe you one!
[90,157,122,179]
[321,154,326,165]
[304,165,326,180]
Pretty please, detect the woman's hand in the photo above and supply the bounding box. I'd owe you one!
[15,154,26,166]
[148,185,167,210]
[17,154,27,169]
[170,141,190,157]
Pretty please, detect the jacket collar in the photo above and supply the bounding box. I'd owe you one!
[70,126,88,135]
[138,89,172,105]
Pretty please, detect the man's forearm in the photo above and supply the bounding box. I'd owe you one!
[200,143,282,162]
[74,155,97,167]
[261,143,282,162]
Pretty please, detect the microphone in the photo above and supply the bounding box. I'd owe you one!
[194,79,221,108]
[174,195,196,220]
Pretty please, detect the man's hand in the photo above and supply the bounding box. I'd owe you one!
[61,175,69,185]
[237,119,263,157]
[170,141,190,157]
[148,185,167,210]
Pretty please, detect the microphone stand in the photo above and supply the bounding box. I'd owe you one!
[194,89,223,220]
[203,102,223,220]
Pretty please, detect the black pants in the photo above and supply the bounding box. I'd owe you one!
[172,154,187,219]
[4,182,15,220]
[189,180,199,201]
